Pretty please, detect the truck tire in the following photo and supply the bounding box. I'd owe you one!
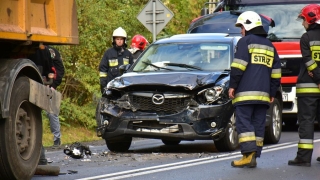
[0,76,42,179]
[105,136,132,152]
[214,113,239,152]
[264,98,282,144]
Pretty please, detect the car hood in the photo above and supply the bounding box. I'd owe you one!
[109,71,228,90]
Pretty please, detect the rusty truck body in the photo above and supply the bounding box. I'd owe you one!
[0,0,78,179]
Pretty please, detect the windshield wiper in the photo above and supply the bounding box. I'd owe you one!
[165,63,202,71]
[142,61,173,71]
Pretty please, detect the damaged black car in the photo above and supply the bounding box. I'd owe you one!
[96,33,282,152]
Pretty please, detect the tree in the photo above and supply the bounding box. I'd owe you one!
[55,0,208,129]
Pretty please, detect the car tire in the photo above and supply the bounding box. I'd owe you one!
[0,76,42,179]
[105,136,132,152]
[264,98,282,144]
[214,113,238,152]
[162,139,181,145]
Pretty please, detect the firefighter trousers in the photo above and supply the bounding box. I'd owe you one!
[296,96,320,162]
[235,104,268,157]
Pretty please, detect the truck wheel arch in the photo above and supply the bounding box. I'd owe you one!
[0,58,43,118]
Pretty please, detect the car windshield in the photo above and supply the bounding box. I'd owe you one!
[132,42,232,72]
[236,4,308,39]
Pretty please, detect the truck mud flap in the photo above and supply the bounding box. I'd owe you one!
[29,78,62,115]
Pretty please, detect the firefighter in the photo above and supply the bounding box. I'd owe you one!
[99,27,134,94]
[129,34,148,61]
[229,11,281,168]
[288,4,320,167]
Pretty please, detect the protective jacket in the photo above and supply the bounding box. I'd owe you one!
[47,46,65,89]
[230,32,281,107]
[132,50,143,60]
[296,24,320,97]
[99,46,133,93]
[28,46,64,89]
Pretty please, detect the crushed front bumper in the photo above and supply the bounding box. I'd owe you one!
[96,98,234,141]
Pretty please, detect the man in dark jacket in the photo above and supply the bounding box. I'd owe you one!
[229,11,281,168]
[288,4,320,167]
[99,27,133,94]
[29,44,65,164]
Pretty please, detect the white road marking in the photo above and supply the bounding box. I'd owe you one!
[77,139,320,180]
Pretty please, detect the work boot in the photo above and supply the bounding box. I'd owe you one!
[52,139,61,149]
[288,157,311,167]
[317,157,320,162]
[231,152,257,168]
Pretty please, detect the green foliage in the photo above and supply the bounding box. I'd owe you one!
[54,0,209,130]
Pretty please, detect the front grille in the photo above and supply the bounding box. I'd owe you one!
[129,94,190,113]
[282,86,292,92]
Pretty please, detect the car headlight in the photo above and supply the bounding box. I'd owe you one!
[198,86,223,103]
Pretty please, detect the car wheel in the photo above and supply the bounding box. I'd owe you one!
[105,136,132,152]
[162,139,181,145]
[0,76,42,179]
[214,113,238,152]
[264,98,282,144]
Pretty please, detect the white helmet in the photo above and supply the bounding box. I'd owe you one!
[235,11,263,31]
[112,27,127,38]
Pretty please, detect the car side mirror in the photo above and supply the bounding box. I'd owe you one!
[119,64,131,75]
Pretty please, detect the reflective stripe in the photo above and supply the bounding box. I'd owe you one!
[305,59,318,71]
[297,88,320,93]
[299,139,313,144]
[310,42,320,61]
[305,59,316,67]
[239,132,256,143]
[99,72,107,77]
[248,44,274,54]
[310,45,320,51]
[123,58,129,65]
[249,48,274,56]
[239,132,255,138]
[296,83,318,88]
[298,143,313,149]
[256,137,264,147]
[109,59,118,67]
[231,58,248,71]
[232,91,270,104]
[296,83,320,93]
[271,68,281,78]
[248,44,274,57]
[310,41,320,46]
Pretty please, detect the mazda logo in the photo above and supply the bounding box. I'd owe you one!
[152,94,164,105]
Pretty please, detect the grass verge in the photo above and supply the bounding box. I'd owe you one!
[42,118,100,147]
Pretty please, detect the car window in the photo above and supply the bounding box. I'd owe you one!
[132,42,232,72]
[237,4,307,39]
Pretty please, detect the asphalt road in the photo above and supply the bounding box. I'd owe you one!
[32,126,320,180]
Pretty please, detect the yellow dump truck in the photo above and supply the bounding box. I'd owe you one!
[0,0,78,179]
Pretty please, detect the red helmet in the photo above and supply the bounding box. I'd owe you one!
[298,4,320,24]
[131,35,148,50]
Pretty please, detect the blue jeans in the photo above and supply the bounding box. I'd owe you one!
[47,112,61,141]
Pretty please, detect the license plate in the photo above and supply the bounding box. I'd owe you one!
[282,93,288,101]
